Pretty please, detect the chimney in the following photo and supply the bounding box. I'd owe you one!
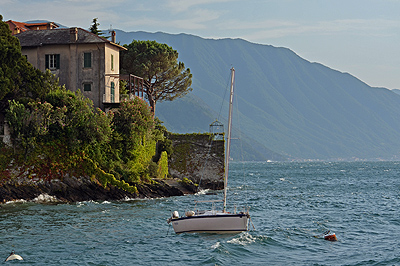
[111,30,116,43]
[70,27,78,42]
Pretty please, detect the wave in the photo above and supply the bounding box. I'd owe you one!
[195,189,211,195]
[4,194,59,204]
[32,193,59,203]
[227,232,257,246]
[211,241,220,249]
[4,199,27,204]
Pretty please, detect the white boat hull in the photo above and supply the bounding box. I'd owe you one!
[171,213,249,234]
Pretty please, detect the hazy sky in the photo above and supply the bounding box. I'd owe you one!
[2,0,400,89]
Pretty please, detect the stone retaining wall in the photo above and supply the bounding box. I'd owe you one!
[168,133,224,190]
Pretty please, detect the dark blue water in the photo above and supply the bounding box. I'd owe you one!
[1,161,399,265]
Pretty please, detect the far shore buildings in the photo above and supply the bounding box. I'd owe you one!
[1,20,144,144]
[6,20,60,35]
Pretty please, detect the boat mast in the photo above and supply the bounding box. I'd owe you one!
[223,67,235,212]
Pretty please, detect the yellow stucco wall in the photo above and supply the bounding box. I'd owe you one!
[21,41,123,110]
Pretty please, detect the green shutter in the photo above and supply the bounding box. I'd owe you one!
[84,53,91,68]
[45,54,49,69]
[56,54,60,69]
[111,82,115,102]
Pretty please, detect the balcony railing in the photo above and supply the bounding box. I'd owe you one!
[105,74,145,99]
[103,93,140,103]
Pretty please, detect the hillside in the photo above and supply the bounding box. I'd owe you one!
[115,30,400,161]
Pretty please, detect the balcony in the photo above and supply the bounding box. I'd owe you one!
[103,93,142,104]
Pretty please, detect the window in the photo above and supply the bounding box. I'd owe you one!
[84,52,91,68]
[110,82,115,102]
[45,54,60,70]
[111,54,114,71]
[83,83,91,91]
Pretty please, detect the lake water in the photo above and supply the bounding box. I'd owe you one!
[1,161,399,265]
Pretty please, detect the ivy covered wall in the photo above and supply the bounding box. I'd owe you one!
[168,133,224,189]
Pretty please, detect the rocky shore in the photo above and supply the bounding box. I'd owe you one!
[0,176,199,203]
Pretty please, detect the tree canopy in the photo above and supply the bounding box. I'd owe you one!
[4,88,163,186]
[0,14,20,103]
[89,18,103,36]
[120,40,192,113]
[111,96,154,161]
[0,15,55,113]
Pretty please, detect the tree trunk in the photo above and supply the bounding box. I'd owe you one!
[148,94,156,114]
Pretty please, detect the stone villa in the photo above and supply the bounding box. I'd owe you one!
[1,20,144,144]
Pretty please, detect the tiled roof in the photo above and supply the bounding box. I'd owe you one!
[6,20,59,32]
[16,27,126,50]
[25,22,58,28]
[7,20,30,32]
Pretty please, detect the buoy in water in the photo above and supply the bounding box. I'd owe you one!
[5,251,23,261]
[324,232,337,241]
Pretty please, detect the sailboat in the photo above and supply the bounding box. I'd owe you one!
[167,67,250,234]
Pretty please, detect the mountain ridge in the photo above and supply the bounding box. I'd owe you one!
[114,30,400,161]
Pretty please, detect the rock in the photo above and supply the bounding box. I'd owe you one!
[0,177,191,203]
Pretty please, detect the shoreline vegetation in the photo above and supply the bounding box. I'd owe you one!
[0,90,177,203]
[0,91,202,203]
